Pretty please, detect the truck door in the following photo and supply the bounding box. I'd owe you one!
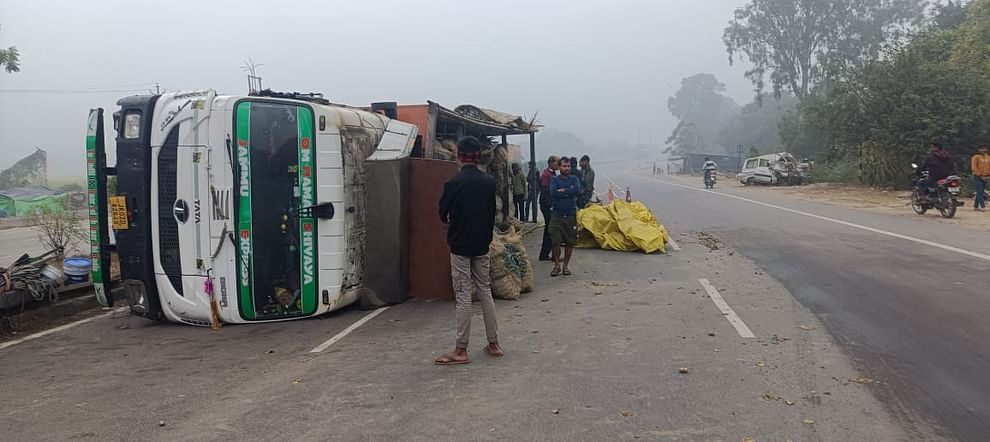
[233,101,318,320]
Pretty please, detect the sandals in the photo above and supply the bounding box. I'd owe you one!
[550,268,561,277]
[485,343,504,357]
[434,354,470,366]
[562,269,572,276]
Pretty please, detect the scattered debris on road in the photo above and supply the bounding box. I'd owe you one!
[799,325,816,331]
[770,335,791,345]
[678,367,689,374]
[848,377,875,385]
[695,231,721,250]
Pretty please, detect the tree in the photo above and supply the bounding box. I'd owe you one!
[724,0,925,102]
[27,206,88,261]
[665,73,739,154]
[718,94,798,154]
[932,0,969,30]
[0,24,20,73]
[783,1,990,186]
[664,122,707,156]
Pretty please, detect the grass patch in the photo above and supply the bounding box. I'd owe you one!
[808,160,859,184]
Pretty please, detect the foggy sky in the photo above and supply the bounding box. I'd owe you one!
[0,0,752,176]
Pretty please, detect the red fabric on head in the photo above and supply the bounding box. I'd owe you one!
[458,150,482,164]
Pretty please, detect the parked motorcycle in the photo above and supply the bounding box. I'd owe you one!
[704,170,717,189]
[910,163,963,219]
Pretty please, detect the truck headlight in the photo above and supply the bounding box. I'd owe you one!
[123,113,141,139]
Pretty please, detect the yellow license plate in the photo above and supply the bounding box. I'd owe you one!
[109,196,129,230]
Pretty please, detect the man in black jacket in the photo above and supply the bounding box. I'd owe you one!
[918,142,955,200]
[435,136,503,365]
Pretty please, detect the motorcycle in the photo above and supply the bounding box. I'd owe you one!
[910,163,963,219]
[704,170,717,189]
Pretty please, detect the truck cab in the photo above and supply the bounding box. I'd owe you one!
[88,90,417,325]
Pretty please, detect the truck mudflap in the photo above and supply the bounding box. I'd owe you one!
[86,108,114,307]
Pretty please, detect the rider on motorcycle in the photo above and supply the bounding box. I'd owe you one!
[702,158,717,181]
[918,143,954,201]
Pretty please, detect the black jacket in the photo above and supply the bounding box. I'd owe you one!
[439,165,496,257]
[922,150,954,181]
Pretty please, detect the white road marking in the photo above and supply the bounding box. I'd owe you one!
[0,306,129,352]
[699,279,755,338]
[667,238,681,251]
[636,174,990,262]
[309,307,389,353]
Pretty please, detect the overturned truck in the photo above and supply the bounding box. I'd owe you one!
[87,90,416,325]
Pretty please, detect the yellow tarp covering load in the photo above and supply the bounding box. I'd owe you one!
[576,200,669,254]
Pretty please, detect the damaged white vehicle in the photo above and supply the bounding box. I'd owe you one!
[738,152,813,186]
[87,90,416,325]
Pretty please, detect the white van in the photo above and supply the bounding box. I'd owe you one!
[738,152,808,186]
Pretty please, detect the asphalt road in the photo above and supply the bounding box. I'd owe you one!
[0,219,914,441]
[0,164,981,440]
[610,166,990,440]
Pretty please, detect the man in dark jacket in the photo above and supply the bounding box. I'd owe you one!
[435,136,503,365]
[538,156,559,260]
[919,143,955,199]
[549,157,582,277]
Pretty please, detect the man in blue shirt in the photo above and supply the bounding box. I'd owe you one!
[549,157,582,277]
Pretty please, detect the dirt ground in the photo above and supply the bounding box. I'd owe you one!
[735,182,990,233]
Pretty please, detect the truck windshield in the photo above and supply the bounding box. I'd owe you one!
[234,101,318,320]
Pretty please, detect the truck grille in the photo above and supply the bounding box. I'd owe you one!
[157,127,183,296]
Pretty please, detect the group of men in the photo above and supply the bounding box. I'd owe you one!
[434,138,596,365]
[919,143,990,211]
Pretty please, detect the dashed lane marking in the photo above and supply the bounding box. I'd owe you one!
[699,279,756,338]
[0,307,129,352]
[309,307,390,353]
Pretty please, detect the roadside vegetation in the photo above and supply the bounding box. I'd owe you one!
[666,0,990,188]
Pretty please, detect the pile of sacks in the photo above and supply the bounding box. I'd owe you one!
[487,225,534,300]
[576,200,669,254]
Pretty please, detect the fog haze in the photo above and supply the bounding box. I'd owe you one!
[0,0,752,176]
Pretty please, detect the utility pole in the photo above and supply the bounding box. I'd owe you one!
[149,82,163,95]
[736,144,744,172]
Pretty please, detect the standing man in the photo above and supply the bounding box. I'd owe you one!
[972,144,990,211]
[511,163,527,220]
[526,163,539,222]
[538,155,559,261]
[549,157,581,277]
[436,136,503,365]
[579,155,595,207]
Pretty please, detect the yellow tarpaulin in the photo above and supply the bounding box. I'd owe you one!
[576,200,669,254]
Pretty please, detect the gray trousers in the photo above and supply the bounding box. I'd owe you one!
[450,253,499,348]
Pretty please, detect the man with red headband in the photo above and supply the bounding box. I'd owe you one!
[435,136,504,365]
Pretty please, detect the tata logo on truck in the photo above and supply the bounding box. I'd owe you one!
[237,139,250,197]
[239,229,251,288]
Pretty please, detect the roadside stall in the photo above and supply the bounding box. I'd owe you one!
[393,101,541,301]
